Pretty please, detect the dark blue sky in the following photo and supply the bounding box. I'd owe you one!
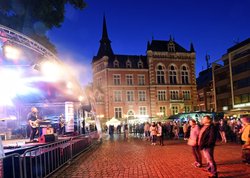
[48,0,250,86]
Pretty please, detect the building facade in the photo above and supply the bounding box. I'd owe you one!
[92,17,197,123]
[196,68,215,112]
[212,38,250,117]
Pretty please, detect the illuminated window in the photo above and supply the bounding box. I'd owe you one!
[139,106,147,115]
[114,107,122,118]
[138,90,146,101]
[172,106,179,115]
[160,106,166,115]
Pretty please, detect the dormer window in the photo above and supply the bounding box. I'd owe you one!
[168,41,175,52]
[126,60,132,68]
[113,60,119,68]
[138,61,143,69]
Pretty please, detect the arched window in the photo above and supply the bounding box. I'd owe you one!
[181,65,189,84]
[169,65,177,84]
[113,60,119,68]
[127,110,135,120]
[126,60,132,68]
[156,65,165,84]
[138,61,143,69]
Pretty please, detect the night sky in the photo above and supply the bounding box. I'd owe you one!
[47,0,250,86]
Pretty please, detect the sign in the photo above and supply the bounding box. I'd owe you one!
[65,102,74,132]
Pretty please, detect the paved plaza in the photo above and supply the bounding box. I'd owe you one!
[52,134,250,178]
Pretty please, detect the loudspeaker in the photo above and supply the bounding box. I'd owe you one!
[42,128,54,135]
[39,134,55,143]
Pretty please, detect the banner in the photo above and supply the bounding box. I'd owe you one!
[65,102,74,132]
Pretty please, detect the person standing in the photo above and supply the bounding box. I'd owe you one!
[27,107,39,142]
[240,117,250,164]
[219,119,227,143]
[198,115,218,178]
[188,119,202,168]
[183,121,189,140]
[157,122,164,146]
[150,122,157,145]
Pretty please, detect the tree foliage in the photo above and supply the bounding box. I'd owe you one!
[0,0,86,53]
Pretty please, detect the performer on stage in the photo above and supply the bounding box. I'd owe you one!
[27,107,39,142]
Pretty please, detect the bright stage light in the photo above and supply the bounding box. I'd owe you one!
[40,61,64,82]
[0,68,39,106]
[3,45,21,61]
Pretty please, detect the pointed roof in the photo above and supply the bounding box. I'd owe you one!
[96,15,114,58]
[190,43,195,52]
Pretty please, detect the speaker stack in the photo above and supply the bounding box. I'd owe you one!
[38,128,57,143]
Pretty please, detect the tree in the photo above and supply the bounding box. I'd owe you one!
[0,0,86,53]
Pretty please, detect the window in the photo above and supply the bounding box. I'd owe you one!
[160,106,166,116]
[114,91,122,102]
[126,74,133,85]
[172,106,179,115]
[183,91,191,100]
[113,60,119,68]
[158,90,166,101]
[181,66,189,84]
[170,91,179,100]
[114,107,122,118]
[138,91,146,101]
[126,91,134,102]
[126,60,132,68]
[169,65,177,84]
[96,77,102,86]
[168,41,175,52]
[113,74,121,85]
[139,106,147,115]
[127,110,135,119]
[138,61,143,68]
[138,75,145,85]
[156,65,165,84]
[184,106,191,113]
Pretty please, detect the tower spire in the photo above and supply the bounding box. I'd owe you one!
[97,15,114,57]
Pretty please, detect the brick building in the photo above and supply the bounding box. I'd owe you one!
[92,17,197,123]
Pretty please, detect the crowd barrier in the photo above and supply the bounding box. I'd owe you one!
[0,131,100,178]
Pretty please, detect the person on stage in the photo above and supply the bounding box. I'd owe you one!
[59,114,65,135]
[27,107,39,142]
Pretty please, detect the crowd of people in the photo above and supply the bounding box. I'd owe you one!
[106,116,250,178]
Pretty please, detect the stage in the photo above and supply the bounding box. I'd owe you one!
[2,137,69,155]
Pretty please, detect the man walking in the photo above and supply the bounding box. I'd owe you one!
[198,115,218,178]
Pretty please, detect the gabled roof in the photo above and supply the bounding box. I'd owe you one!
[147,39,192,53]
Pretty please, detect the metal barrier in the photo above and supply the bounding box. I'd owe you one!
[0,153,23,178]
[1,131,100,178]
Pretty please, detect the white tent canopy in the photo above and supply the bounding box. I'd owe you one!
[106,117,121,127]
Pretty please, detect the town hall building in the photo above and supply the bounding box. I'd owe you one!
[92,17,197,123]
